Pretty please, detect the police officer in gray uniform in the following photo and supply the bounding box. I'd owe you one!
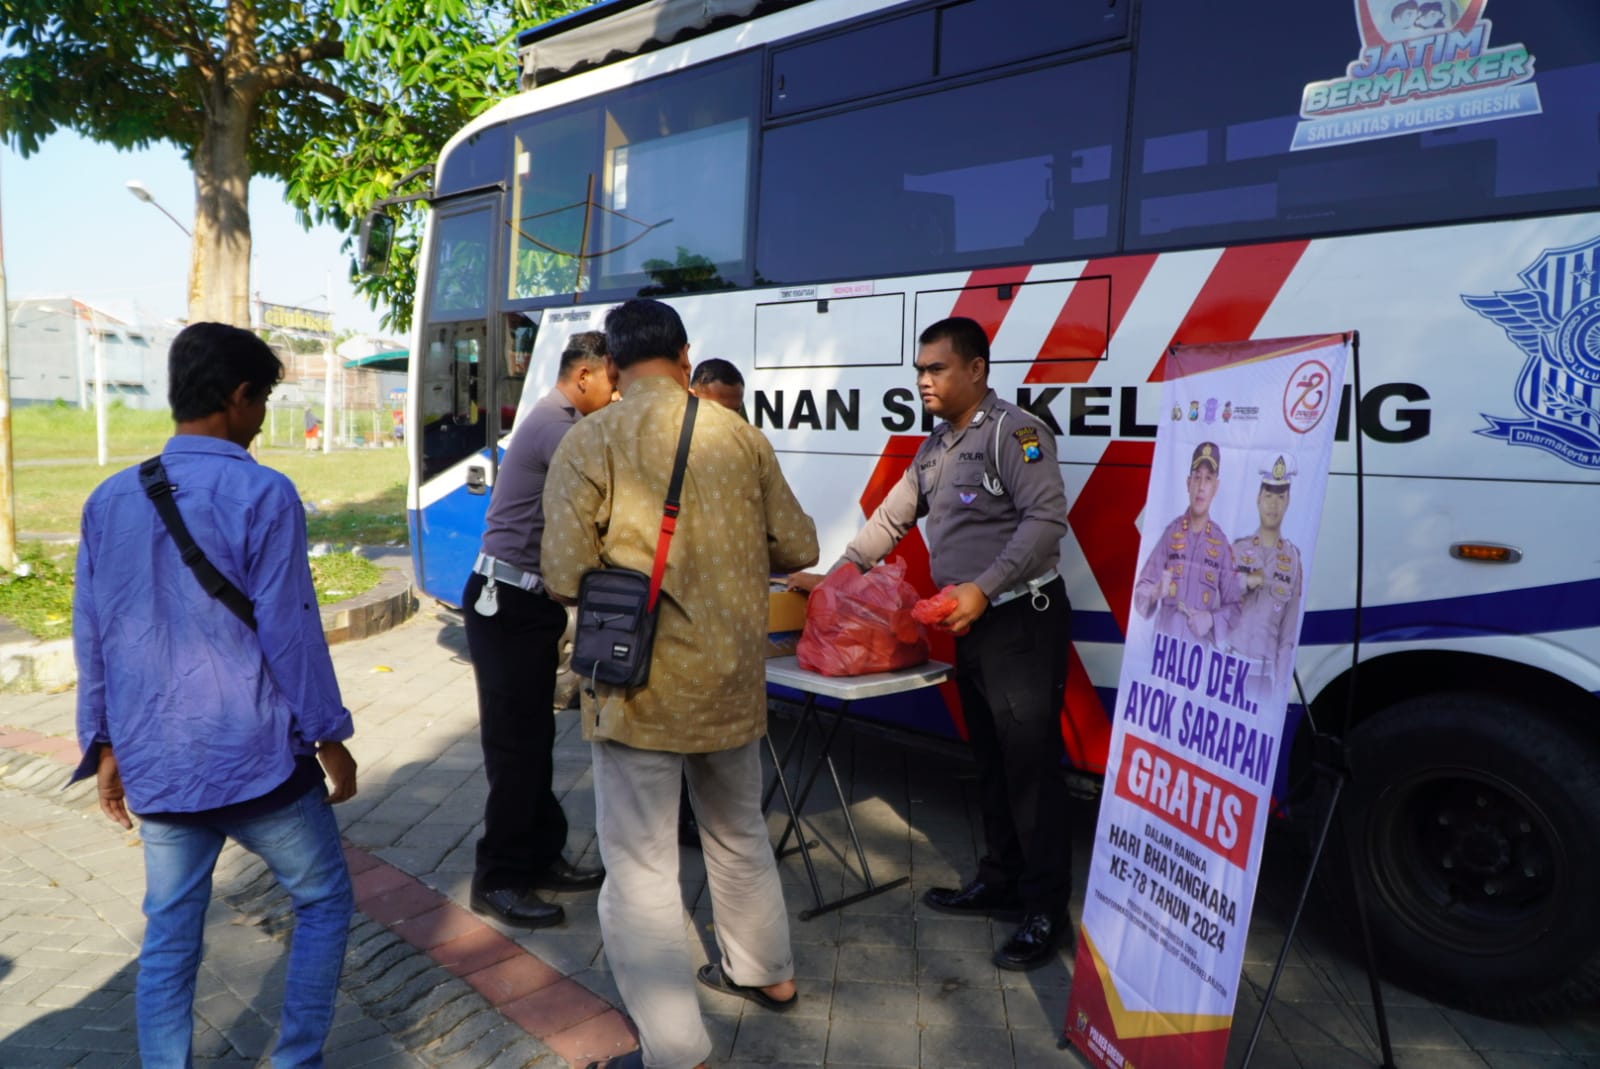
[1229,455,1303,703]
[790,316,1073,970]
[463,331,613,929]
[1133,441,1241,647]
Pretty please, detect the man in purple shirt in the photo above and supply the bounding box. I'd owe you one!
[73,322,357,1069]
[463,331,613,928]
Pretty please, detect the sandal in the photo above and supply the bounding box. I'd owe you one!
[695,962,797,1013]
[584,1050,643,1069]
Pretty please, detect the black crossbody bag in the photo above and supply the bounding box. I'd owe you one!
[138,456,258,630]
[570,395,698,689]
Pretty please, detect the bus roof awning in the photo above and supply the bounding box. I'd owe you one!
[516,0,811,88]
[342,350,409,372]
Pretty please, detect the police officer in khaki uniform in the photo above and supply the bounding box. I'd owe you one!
[1228,455,1303,703]
[1133,442,1241,647]
[790,316,1072,971]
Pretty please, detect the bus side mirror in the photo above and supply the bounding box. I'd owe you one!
[359,211,396,277]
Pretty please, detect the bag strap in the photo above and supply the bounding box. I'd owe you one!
[138,457,259,631]
[646,394,698,612]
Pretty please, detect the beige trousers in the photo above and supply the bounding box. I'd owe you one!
[593,738,793,1069]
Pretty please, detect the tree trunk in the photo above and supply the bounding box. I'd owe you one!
[189,86,254,327]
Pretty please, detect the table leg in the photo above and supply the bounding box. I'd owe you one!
[762,727,827,915]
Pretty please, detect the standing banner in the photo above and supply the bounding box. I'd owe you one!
[1064,333,1350,1068]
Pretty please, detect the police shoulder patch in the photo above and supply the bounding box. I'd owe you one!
[1013,425,1042,463]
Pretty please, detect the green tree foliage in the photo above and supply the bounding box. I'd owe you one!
[0,0,583,330]
[289,1,585,333]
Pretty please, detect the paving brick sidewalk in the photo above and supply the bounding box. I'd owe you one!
[2,608,1597,1068]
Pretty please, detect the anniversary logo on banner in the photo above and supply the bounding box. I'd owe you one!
[1064,333,1350,1069]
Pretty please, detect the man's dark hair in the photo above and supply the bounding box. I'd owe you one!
[690,358,744,389]
[168,322,283,422]
[604,299,688,371]
[919,316,990,368]
[559,330,608,378]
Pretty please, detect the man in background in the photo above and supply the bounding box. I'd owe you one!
[464,331,613,929]
[543,300,818,1069]
[689,357,745,417]
[74,322,357,1068]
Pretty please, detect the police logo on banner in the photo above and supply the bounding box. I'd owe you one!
[1464,236,1600,470]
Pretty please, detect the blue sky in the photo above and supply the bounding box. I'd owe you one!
[1,131,394,337]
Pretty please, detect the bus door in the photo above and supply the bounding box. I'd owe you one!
[413,193,513,604]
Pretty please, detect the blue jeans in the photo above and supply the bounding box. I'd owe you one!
[137,788,353,1069]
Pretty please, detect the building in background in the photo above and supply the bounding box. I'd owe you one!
[5,297,177,411]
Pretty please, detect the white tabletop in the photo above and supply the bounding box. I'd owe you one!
[764,656,952,701]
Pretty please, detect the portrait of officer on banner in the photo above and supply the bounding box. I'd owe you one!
[1132,441,1242,648]
[1227,454,1305,705]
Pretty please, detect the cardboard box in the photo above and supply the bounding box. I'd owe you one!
[766,588,808,658]
[768,590,809,633]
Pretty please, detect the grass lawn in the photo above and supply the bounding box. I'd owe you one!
[12,403,174,462]
[2,406,412,639]
[15,441,408,547]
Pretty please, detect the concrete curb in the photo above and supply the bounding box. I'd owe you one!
[0,567,418,694]
[322,566,419,646]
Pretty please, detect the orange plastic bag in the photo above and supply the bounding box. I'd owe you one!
[796,559,930,677]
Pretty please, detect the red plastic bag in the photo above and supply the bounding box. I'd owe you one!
[912,585,959,626]
[796,559,930,677]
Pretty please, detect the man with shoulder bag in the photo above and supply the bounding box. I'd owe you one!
[542,299,819,1069]
[73,322,356,1068]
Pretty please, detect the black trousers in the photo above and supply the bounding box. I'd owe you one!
[463,571,569,891]
[955,576,1073,916]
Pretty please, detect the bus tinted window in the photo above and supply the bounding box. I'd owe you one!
[429,208,494,321]
[1129,0,1600,250]
[420,205,494,480]
[507,55,759,302]
[757,55,1129,286]
[937,0,1128,77]
[437,125,508,197]
[770,11,935,117]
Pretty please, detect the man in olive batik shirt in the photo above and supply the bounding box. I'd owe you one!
[542,299,818,1069]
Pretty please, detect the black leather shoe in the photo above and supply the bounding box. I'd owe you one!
[994,912,1069,971]
[470,887,564,929]
[922,879,1023,919]
[532,856,605,892]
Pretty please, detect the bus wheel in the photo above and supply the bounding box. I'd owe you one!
[1345,692,1600,1018]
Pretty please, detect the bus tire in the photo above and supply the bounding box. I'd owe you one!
[1344,692,1600,1018]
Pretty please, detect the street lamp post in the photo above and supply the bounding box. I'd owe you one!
[125,180,192,237]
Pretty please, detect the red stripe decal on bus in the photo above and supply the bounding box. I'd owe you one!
[1071,439,1158,641]
[1147,240,1310,382]
[1061,644,1110,773]
[1025,254,1158,385]
[945,265,1034,341]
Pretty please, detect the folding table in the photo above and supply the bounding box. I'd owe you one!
[762,655,952,920]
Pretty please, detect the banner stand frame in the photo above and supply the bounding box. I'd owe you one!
[1238,331,1397,1069]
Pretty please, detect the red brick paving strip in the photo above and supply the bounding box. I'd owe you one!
[4,727,640,1069]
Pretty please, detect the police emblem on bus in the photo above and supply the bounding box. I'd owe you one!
[1290,0,1541,152]
[1463,236,1600,469]
[1283,360,1333,434]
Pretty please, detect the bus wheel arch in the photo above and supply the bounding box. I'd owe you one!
[1301,656,1600,1018]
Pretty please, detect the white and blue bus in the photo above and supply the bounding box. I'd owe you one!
[371,0,1600,1018]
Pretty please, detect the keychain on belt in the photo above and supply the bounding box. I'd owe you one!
[475,576,500,617]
